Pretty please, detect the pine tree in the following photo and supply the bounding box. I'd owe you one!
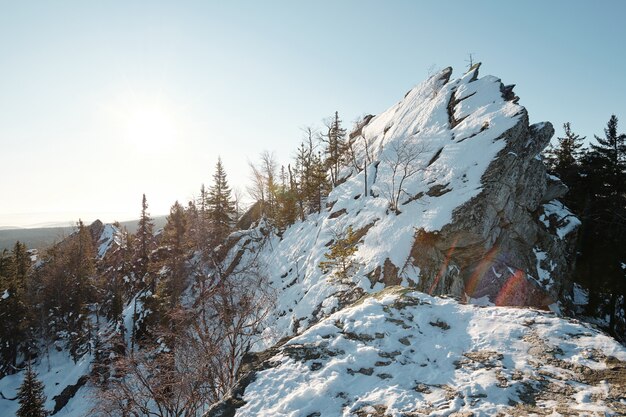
[208,157,236,243]
[544,122,585,205]
[319,226,359,281]
[196,184,210,250]
[68,220,96,360]
[136,194,155,275]
[17,363,48,417]
[588,115,626,212]
[576,115,626,334]
[311,151,329,213]
[275,165,299,231]
[0,242,30,374]
[159,201,188,308]
[322,111,347,186]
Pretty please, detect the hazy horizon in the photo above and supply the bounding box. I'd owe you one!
[0,211,168,230]
[2,0,625,228]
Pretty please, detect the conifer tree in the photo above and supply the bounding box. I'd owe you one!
[311,151,329,213]
[208,157,236,243]
[159,201,188,307]
[0,242,30,373]
[588,115,626,211]
[131,195,155,348]
[319,226,359,281]
[293,127,329,216]
[68,220,96,360]
[274,165,299,231]
[576,115,626,334]
[17,363,48,417]
[544,122,586,204]
[294,141,311,219]
[322,111,347,186]
[136,194,155,276]
[196,183,211,250]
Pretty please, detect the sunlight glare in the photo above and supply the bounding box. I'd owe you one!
[123,101,178,151]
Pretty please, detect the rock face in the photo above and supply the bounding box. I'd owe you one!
[206,288,626,417]
[411,113,577,309]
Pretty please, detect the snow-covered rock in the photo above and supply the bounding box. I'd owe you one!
[207,287,626,417]
[226,65,580,349]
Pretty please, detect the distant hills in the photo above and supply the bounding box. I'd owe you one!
[0,216,167,251]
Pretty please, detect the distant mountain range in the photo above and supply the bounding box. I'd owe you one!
[0,216,167,251]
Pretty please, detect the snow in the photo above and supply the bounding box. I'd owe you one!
[534,248,556,291]
[0,349,93,417]
[97,224,121,259]
[541,200,581,239]
[573,283,589,306]
[1,289,8,300]
[235,288,626,417]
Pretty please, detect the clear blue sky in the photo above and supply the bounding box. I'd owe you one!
[1,0,625,227]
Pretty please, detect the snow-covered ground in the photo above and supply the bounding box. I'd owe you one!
[0,349,94,417]
[232,287,626,417]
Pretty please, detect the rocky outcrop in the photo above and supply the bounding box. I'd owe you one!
[410,114,578,309]
[220,65,581,349]
[206,288,626,417]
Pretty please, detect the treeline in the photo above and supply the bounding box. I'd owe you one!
[544,115,626,337]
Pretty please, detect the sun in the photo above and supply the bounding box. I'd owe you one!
[122,100,178,151]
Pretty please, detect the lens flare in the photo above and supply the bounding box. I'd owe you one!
[495,269,526,306]
[428,237,458,295]
[464,246,500,300]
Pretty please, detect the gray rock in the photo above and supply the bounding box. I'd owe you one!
[408,109,578,309]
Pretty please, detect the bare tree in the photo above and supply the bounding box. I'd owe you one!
[247,151,279,221]
[382,140,428,213]
[347,116,375,199]
[231,187,245,225]
[92,260,274,417]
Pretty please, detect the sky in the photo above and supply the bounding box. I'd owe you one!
[1,0,625,228]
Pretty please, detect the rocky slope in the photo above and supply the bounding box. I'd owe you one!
[208,288,626,417]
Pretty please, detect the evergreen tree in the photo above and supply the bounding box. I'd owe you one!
[293,127,329,216]
[0,242,30,374]
[588,115,626,213]
[322,111,347,186]
[294,141,311,219]
[544,122,586,207]
[67,220,96,360]
[196,183,210,250]
[311,150,330,213]
[136,194,155,279]
[208,157,236,243]
[159,201,188,308]
[274,165,299,231]
[576,115,626,335]
[17,363,48,417]
[319,226,359,281]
